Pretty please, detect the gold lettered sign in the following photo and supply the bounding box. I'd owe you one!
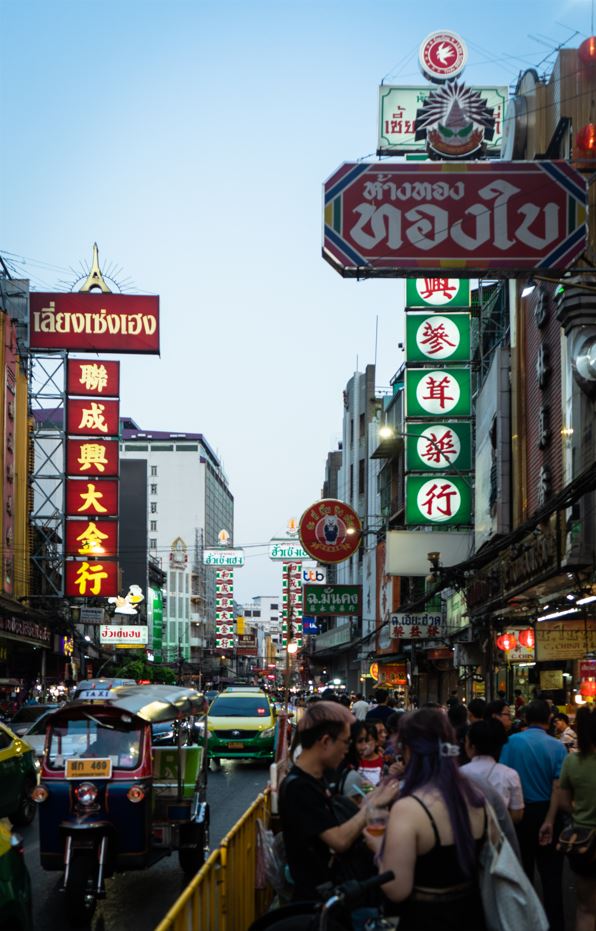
[66,758,112,779]
[536,621,596,662]
[540,670,564,691]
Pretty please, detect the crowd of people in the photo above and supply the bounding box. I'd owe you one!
[277,688,596,931]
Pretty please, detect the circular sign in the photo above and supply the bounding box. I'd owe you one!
[415,278,461,306]
[416,478,462,523]
[419,30,467,83]
[298,498,362,565]
[415,314,461,360]
[369,662,379,681]
[415,370,461,415]
[416,425,461,469]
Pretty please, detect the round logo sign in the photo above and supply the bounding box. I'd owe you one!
[415,315,461,360]
[298,499,362,565]
[415,370,461,415]
[419,30,467,83]
[416,425,461,469]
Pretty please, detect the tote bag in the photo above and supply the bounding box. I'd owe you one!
[479,805,548,931]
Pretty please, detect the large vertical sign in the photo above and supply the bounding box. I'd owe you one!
[2,318,17,595]
[215,568,235,649]
[282,561,303,648]
[64,359,120,597]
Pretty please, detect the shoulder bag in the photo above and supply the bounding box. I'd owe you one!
[479,804,548,931]
[556,823,596,875]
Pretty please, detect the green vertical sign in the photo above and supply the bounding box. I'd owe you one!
[405,368,471,418]
[405,475,472,526]
[406,313,471,363]
[149,587,164,662]
[406,278,471,308]
[405,421,472,471]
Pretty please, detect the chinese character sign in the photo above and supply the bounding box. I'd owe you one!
[406,314,470,363]
[405,422,472,471]
[215,568,235,649]
[405,368,471,417]
[67,359,120,396]
[66,480,119,517]
[405,475,472,526]
[65,559,119,598]
[282,562,303,648]
[406,278,471,308]
[390,612,446,639]
[66,438,119,477]
[67,398,120,437]
[65,520,118,558]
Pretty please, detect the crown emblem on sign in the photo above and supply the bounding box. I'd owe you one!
[415,81,495,159]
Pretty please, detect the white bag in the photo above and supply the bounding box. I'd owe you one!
[479,804,548,931]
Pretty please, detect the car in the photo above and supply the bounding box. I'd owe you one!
[72,678,136,700]
[222,687,265,694]
[20,710,58,761]
[8,705,61,738]
[207,691,277,763]
[0,723,39,827]
[203,690,220,705]
[0,819,32,931]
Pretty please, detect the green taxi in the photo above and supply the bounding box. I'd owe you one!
[0,724,39,827]
[207,690,277,762]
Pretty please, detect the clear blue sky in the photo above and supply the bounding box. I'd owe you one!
[1,0,592,600]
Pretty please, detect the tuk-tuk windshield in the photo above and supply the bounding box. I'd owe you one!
[47,715,143,770]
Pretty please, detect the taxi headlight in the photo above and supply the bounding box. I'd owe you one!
[259,727,275,739]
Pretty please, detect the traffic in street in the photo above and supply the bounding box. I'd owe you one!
[23,759,268,931]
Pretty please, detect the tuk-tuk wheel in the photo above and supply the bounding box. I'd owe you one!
[10,777,36,827]
[65,854,98,925]
[178,822,209,876]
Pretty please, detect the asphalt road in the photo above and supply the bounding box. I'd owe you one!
[23,759,269,931]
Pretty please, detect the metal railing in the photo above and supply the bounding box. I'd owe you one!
[154,789,272,931]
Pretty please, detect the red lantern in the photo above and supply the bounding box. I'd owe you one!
[580,678,596,698]
[496,633,517,652]
[518,628,535,649]
[574,124,596,169]
[579,36,596,67]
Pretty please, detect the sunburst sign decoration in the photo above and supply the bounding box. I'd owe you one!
[414,81,495,159]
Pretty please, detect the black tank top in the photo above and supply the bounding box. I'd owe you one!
[410,794,487,888]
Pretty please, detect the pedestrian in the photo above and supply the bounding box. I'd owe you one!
[552,712,577,751]
[467,698,487,723]
[365,688,394,726]
[279,701,398,902]
[354,722,385,786]
[447,701,469,764]
[365,708,488,930]
[447,688,460,709]
[539,704,596,931]
[499,699,567,931]
[514,689,525,713]
[337,721,377,803]
[351,692,370,721]
[486,698,514,733]
[462,719,524,823]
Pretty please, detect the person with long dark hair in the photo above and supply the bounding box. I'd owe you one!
[540,705,596,931]
[365,708,487,930]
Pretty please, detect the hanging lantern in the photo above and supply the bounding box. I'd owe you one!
[496,633,517,652]
[580,678,596,698]
[579,36,596,67]
[518,628,535,649]
[574,123,596,170]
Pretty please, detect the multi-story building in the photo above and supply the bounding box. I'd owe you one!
[119,419,234,666]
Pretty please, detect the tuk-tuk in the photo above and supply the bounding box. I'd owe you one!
[32,684,209,924]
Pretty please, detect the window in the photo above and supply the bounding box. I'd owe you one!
[349,464,354,500]
[150,484,157,495]
[149,538,157,550]
[270,603,278,610]
[150,521,157,532]
[151,465,157,477]
[350,419,354,446]
[359,412,365,437]
[150,502,157,513]
[358,459,365,495]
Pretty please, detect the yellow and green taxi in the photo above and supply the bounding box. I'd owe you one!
[207,690,277,762]
[0,819,32,931]
[0,724,39,827]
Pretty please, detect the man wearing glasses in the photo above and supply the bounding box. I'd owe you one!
[486,698,514,732]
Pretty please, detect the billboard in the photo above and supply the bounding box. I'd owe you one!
[30,292,160,354]
[67,359,120,396]
[323,161,587,277]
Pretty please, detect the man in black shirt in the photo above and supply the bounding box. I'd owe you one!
[365,688,394,726]
[280,700,398,901]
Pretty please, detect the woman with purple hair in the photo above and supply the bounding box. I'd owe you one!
[365,708,487,930]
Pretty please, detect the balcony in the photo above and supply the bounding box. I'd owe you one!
[313,622,354,652]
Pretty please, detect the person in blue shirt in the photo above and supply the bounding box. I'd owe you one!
[500,699,567,931]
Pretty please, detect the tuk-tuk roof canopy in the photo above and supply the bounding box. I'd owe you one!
[70,684,205,723]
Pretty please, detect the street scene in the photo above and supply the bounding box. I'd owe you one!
[3,1,596,929]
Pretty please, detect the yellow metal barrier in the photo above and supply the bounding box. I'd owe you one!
[155,790,272,931]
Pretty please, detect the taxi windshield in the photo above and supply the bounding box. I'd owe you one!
[209,697,270,717]
[47,715,143,770]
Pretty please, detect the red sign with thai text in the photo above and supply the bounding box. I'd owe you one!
[67,359,120,397]
[323,161,587,277]
[29,293,160,354]
[299,498,362,564]
[66,438,119,477]
[67,398,119,437]
[66,479,119,517]
[64,559,119,598]
[65,519,119,557]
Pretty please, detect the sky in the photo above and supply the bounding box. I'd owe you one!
[1,0,594,602]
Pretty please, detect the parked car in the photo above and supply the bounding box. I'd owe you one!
[0,819,32,931]
[8,705,61,738]
[0,723,39,827]
[207,691,277,763]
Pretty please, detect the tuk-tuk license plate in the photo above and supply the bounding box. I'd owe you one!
[227,742,244,749]
[66,758,113,779]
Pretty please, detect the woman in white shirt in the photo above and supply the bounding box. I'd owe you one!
[462,719,525,823]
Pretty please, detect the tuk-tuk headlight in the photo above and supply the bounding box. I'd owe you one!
[259,727,275,739]
[74,782,98,806]
[32,785,48,804]
[127,785,145,804]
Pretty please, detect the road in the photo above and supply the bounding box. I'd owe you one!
[23,759,269,931]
